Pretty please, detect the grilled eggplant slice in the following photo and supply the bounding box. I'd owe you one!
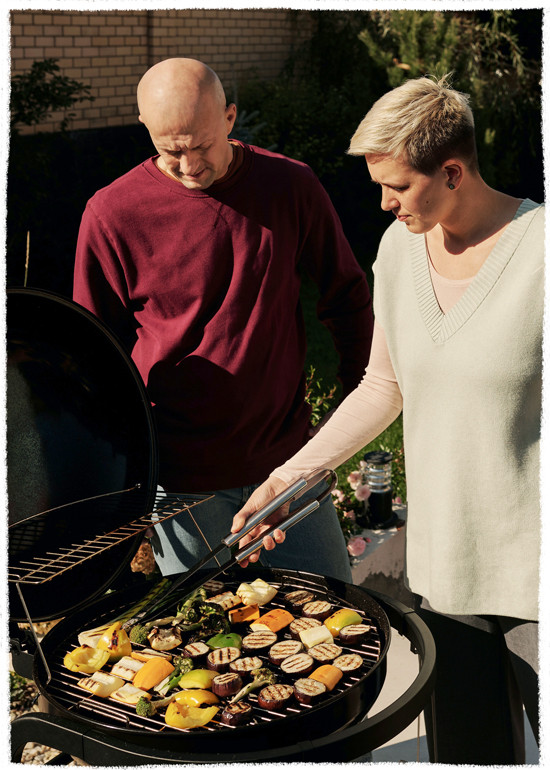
[268,639,303,666]
[308,643,342,664]
[221,700,253,726]
[241,630,278,653]
[337,624,372,645]
[279,652,315,678]
[212,672,243,698]
[283,589,315,610]
[333,653,364,675]
[257,683,294,710]
[229,655,263,677]
[293,677,327,704]
[301,600,333,621]
[206,646,241,673]
[181,641,210,662]
[289,617,321,640]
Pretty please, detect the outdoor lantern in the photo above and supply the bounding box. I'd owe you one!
[363,450,396,528]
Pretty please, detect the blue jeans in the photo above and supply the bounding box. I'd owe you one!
[150,480,352,583]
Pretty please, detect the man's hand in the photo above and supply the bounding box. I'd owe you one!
[231,477,290,567]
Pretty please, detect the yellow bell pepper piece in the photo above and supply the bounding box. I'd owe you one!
[63,645,110,674]
[96,621,133,662]
[174,689,219,707]
[178,669,217,690]
[323,608,363,638]
[165,701,219,729]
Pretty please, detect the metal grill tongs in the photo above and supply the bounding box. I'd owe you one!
[123,468,337,629]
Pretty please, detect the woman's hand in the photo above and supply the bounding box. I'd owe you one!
[231,477,290,567]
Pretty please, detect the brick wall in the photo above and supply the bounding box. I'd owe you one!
[10,9,313,134]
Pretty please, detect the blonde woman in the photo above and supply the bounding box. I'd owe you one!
[232,75,543,764]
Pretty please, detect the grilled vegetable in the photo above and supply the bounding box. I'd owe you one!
[173,689,219,708]
[308,643,342,663]
[181,641,210,662]
[337,624,372,645]
[241,630,277,653]
[135,692,179,717]
[280,652,314,677]
[250,608,294,633]
[132,656,175,691]
[131,648,173,663]
[220,700,253,726]
[299,624,334,650]
[212,672,243,698]
[77,671,125,698]
[333,653,364,675]
[308,664,343,691]
[229,656,263,677]
[147,626,182,651]
[293,678,327,704]
[156,655,195,695]
[206,592,242,611]
[257,683,294,710]
[228,604,260,624]
[229,667,277,703]
[289,617,321,640]
[207,632,242,650]
[110,683,151,706]
[236,578,277,606]
[302,600,333,621]
[110,655,145,681]
[128,625,150,645]
[165,701,219,730]
[63,645,110,674]
[96,622,133,662]
[178,668,218,690]
[283,589,315,610]
[323,608,362,637]
[268,639,303,666]
[206,646,241,673]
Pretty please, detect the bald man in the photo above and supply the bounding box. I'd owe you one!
[73,58,374,582]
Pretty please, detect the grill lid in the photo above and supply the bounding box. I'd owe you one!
[7,288,159,621]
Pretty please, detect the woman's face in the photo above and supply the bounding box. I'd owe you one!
[366,154,451,234]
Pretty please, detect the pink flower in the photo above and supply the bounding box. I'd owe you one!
[354,483,371,501]
[347,537,366,557]
[332,488,345,503]
[343,510,356,521]
[393,496,402,504]
[347,471,362,489]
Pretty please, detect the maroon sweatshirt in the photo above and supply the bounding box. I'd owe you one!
[73,143,373,492]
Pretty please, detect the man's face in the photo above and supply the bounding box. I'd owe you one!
[146,97,237,191]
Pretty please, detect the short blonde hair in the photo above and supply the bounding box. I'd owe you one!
[348,75,478,173]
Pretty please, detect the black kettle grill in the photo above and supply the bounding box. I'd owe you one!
[7,288,436,764]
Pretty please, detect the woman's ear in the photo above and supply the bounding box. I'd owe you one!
[442,160,464,190]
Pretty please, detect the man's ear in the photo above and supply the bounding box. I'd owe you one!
[225,103,237,135]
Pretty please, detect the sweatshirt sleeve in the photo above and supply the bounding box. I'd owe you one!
[269,321,402,485]
[299,170,374,397]
[73,200,138,353]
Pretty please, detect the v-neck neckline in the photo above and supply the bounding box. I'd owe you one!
[410,198,540,343]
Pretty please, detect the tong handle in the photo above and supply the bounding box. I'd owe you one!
[234,498,321,564]
[222,477,307,550]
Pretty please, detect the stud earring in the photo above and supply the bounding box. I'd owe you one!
[448,183,455,190]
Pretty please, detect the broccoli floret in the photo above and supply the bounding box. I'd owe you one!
[230,667,277,703]
[129,625,149,645]
[135,692,178,718]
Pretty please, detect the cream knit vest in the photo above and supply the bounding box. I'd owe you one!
[373,199,544,620]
